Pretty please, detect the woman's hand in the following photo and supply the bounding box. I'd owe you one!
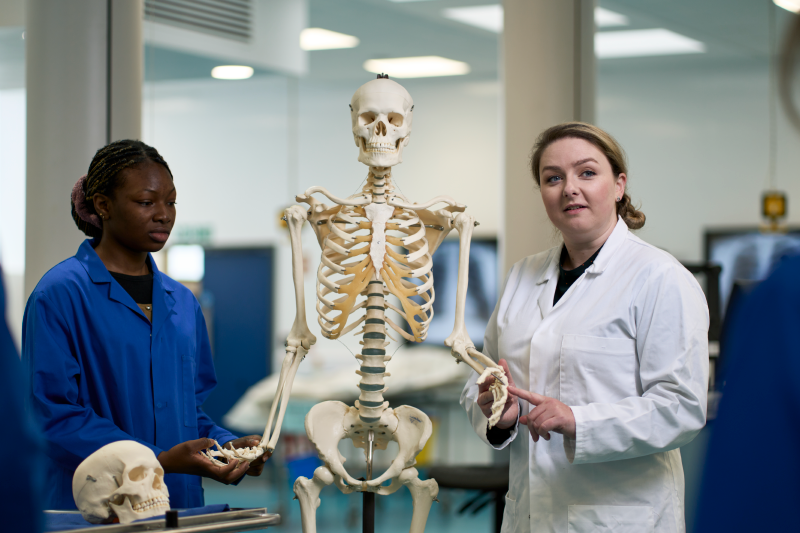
[477,359,519,429]
[225,435,270,477]
[509,386,576,442]
[158,438,249,484]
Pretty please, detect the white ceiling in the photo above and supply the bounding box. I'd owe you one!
[1,0,797,89]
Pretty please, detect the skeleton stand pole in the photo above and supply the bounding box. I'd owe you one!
[363,430,375,533]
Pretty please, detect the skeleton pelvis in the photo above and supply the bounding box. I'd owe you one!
[305,401,433,490]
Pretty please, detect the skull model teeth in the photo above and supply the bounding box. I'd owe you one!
[367,142,398,153]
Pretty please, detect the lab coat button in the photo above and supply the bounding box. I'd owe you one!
[156,402,163,408]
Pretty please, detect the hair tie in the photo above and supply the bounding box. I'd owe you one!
[71,175,101,229]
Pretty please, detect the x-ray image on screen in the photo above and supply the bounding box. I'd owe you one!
[707,229,800,314]
[405,239,498,351]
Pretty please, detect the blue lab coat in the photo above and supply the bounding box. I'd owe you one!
[694,254,800,531]
[1,266,43,532]
[22,239,237,510]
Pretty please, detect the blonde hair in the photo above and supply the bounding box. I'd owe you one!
[530,122,645,230]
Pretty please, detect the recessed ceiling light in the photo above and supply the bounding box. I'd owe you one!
[300,28,360,51]
[441,5,629,33]
[443,5,503,33]
[595,7,629,27]
[595,29,705,59]
[363,56,471,78]
[774,0,800,13]
[211,65,254,80]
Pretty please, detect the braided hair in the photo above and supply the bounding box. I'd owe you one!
[529,122,645,230]
[71,140,173,238]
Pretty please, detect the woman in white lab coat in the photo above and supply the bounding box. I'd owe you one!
[462,122,708,533]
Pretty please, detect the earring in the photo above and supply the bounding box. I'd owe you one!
[616,197,621,202]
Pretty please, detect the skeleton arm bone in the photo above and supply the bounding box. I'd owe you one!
[443,212,507,427]
[260,206,317,451]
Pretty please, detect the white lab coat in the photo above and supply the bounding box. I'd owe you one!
[462,217,709,533]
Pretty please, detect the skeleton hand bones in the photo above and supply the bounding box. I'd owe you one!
[201,439,268,466]
[477,359,519,429]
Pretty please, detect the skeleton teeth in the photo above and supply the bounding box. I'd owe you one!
[132,496,169,512]
[366,143,397,153]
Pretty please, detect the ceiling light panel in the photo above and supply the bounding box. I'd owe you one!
[595,7,629,27]
[211,65,254,79]
[363,56,471,78]
[300,28,360,51]
[442,5,503,33]
[774,0,800,13]
[595,29,705,59]
[441,5,629,33]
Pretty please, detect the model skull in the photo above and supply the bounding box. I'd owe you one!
[73,440,170,524]
[350,77,414,168]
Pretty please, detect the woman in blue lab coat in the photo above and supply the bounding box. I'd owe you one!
[23,140,266,510]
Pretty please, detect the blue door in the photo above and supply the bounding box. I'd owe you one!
[201,247,274,430]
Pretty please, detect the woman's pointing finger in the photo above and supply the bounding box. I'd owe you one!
[508,386,546,406]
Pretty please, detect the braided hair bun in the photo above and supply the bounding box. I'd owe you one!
[70,140,173,238]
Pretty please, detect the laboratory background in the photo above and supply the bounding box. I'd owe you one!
[2,0,800,532]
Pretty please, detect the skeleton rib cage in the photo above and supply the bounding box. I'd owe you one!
[316,183,437,345]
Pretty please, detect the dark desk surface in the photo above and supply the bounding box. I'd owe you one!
[427,465,509,491]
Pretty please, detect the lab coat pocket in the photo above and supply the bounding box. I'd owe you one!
[567,505,654,533]
[500,493,517,533]
[182,354,197,427]
[560,335,637,407]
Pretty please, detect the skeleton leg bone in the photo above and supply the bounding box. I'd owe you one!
[293,466,335,533]
[399,468,439,533]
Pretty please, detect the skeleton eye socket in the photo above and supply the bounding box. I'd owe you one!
[388,113,403,127]
[359,112,376,126]
[128,466,146,482]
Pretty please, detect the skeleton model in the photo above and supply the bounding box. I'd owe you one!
[204,76,508,533]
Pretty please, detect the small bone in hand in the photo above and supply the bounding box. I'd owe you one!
[202,441,267,464]
[476,366,508,428]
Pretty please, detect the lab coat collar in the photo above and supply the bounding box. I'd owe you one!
[76,239,176,331]
[586,216,629,275]
[535,247,561,286]
[534,216,629,287]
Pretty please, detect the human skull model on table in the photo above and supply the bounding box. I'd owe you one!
[72,440,170,524]
[211,76,508,533]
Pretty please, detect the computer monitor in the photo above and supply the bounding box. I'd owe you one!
[405,238,498,351]
[705,228,800,316]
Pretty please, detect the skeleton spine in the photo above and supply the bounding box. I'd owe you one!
[363,171,394,203]
[356,280,389,423]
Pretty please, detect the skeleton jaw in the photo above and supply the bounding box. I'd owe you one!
[357,136,407,167]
